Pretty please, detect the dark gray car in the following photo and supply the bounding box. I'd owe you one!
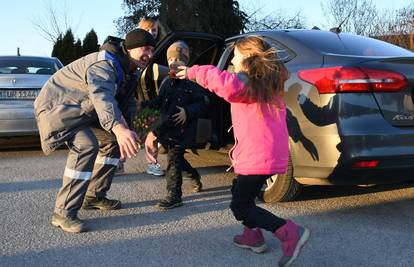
[138,29,414,201]
[0,56,63,138]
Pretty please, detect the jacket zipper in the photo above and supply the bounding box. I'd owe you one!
[227,125,236,172]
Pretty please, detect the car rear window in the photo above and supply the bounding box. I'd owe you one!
[0,57,61,75]
[288,30,414,57]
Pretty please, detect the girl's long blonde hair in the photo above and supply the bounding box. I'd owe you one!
[138,16,167,43]
[235,36,289,108]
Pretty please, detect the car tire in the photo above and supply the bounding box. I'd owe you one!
[259,154,302,202]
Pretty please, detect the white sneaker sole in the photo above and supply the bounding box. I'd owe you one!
[146,170,165,176]
[282,227,310,267]
[234,242,268,254]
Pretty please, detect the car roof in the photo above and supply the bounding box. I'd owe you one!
[0,55,58,60]
[225,29,414,58]
[226,29,349,41]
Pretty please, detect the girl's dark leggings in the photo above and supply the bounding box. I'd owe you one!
[230,174,286,233]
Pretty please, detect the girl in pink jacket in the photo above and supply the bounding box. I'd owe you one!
[177,36,309,267]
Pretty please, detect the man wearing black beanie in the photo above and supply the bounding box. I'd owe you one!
[124,28,156,70]
[34,28,155,233]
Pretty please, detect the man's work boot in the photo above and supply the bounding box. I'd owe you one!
[82,196,121,210]
[156,195,183,210]
[233,226,268,253]
[51,213,87,233]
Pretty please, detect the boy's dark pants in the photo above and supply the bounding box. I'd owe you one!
[165,146,200,199]
[230,174,286,232]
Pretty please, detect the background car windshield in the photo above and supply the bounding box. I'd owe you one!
[288,30,414,57]
[0,58,60,75]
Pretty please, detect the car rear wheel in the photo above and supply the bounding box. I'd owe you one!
[259,154,302,202]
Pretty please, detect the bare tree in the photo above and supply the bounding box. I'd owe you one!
[239,0,306,32]
[246,10,306,31]
[396,3,414,49]
[373,3,414,50]
[322,0,378,36]
[31,1,78,43]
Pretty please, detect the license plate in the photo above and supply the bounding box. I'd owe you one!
[0,89,40,100]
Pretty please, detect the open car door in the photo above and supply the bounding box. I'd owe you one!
[137,31,225,148]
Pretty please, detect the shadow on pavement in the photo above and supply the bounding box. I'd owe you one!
[88,196,232,232]
[0,224,288,267]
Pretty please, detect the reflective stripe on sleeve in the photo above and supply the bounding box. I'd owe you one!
[95,156,120,166]
[63,168,92,181]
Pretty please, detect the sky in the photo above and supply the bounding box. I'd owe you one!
[0,0,412,56]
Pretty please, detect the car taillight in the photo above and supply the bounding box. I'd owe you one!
[351,160,380,169]
[298,67,407,94]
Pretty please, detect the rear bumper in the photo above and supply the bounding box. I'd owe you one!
[326,155,414,185]
[0,107,38,136]
[0,119,38,137]
[289,91,414,185]
[296,159,414,186]
[293,130,414,185]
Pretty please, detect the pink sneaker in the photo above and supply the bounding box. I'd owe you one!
[274,220,310,267]
[233,226,268,253]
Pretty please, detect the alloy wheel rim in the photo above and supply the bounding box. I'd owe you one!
[264,174,278,191]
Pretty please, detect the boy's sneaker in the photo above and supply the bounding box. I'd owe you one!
[51,213,87,233]
[81,196,121,210]
[233,227,268,253]
[273,220,310,267]
[156,197,183,210]
[146,163,165,176]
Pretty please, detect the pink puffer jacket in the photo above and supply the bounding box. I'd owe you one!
[187,65,289,175]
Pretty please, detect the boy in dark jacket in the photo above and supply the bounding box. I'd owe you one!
[142,41,209,210]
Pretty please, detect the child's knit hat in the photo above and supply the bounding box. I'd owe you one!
[166,41,190,64]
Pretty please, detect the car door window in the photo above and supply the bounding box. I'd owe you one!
[265,37,296,62]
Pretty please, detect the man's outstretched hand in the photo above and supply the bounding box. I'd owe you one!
[112,123,139,160]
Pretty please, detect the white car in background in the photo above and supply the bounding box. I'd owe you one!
[0,55,63,138]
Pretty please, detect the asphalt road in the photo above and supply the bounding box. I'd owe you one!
[1,147,414,267]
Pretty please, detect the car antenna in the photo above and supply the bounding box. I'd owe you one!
[329,6,355,34]
[17,47,21,56]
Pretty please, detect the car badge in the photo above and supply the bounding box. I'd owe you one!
[12,78,16,84]
[392,114,414,121]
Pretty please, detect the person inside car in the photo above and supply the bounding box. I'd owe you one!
[138,16,167,44]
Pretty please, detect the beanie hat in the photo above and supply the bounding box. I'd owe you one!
[125,28,156,49]
[167,41,190,64]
